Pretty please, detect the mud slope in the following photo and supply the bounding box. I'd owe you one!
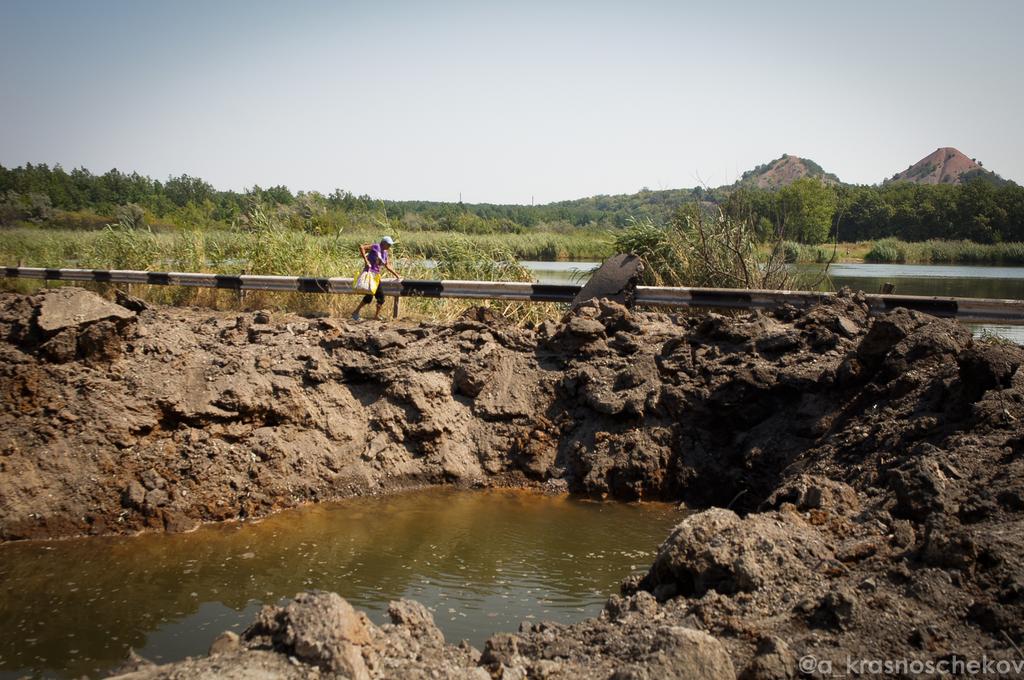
[3,287,1024,677]
[0,285,870,539]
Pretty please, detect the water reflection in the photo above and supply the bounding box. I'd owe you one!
[0,488,682,679]
[815,263,1024,300]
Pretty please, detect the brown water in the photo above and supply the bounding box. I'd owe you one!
[0,488,683,679]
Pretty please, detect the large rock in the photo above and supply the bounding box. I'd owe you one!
[243,591,372,678]
[21,287,137,363]
[572,254,644,308]
[638,626,736,680]
[641,508,834,599]
[34,287,136,334]
[739,636,798,680]
[388,599,445,645]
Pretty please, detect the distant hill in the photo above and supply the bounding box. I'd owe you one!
[734,154,841,190]
[885,147,1007,185]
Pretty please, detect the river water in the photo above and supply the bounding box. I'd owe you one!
[0,488,682,679]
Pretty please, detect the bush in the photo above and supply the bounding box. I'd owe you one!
[865,238,906,263]
[613,208,820,290]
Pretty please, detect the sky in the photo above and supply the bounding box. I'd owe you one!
[1,0,1022,204]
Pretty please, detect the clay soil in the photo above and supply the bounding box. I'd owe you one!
[2,286,1023,678]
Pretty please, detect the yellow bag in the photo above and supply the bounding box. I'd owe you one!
[353,270,381,294]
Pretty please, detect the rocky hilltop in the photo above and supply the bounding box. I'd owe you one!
[886,146,1004,185]
[735,154,840,190]
[2,287,1024,677]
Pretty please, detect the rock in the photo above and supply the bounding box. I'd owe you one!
[17,288,137,362]
[388,598,444,645]
[253,310,271,324]
[162,510,198,533]
[888,457,958,521]
[368,330,407,353]
[891,520,916,549]
[244,591,371,677]
[604,591,658,622]
[208,631,241,656]
[811,587,857,630]
[755,330,801,354]
[39,328,78,362]
[857,309,924,369]
[566,315,606,341]
[78,319,125,362]
[833,315,860,338]
[143,488,169,511]
[453,364,486,398]
[34,287,136,334]
[115,288,149,312]
[764,475,860,516]
[122,480,146,509]
[480,633,521,667]
[572,254,644,308]
[739,636,798,680]
[641,626,735,680]
[140,468,166,491]
[641,509,833,598]
[958,343,1024,402]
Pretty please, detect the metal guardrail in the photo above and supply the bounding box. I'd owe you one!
[5,266,1024,322]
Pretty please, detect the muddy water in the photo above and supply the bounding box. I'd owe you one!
[0,488,682,679]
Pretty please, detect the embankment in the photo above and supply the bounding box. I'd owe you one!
[2,287,1023,677]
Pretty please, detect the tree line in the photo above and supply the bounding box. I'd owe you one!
[2,162,1022,244]
[0,162,696,234]
[723,177,1024,244]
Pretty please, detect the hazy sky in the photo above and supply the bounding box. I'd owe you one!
[1,0,1021,203]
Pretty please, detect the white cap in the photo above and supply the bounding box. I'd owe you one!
[381,236,395,245]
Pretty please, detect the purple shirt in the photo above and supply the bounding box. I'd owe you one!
[365,243,388,274]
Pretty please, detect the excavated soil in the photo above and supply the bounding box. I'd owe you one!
[2,287,1024,678]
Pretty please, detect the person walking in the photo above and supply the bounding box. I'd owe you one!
[352,236,400,320]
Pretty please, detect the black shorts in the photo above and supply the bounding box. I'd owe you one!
[363,289,384,305]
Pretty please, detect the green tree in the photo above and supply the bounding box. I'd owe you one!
[777,178,837,244]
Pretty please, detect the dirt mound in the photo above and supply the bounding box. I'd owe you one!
[886,146,1001,185]
[736,154,841,189]
[3,286,1024,676]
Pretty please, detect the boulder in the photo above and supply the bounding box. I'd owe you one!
[640,626,735,680]
[34,287,135,334]
[243,591,372,678]
[641,508,833,599]
[739,636,798,680]
[388,599,444,645]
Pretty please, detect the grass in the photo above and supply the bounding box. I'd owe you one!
[864,239,1024,265]
[615,211,820,290]
[780,239,1024,265]
[0,225,570,324]
[6,223,1024,323]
